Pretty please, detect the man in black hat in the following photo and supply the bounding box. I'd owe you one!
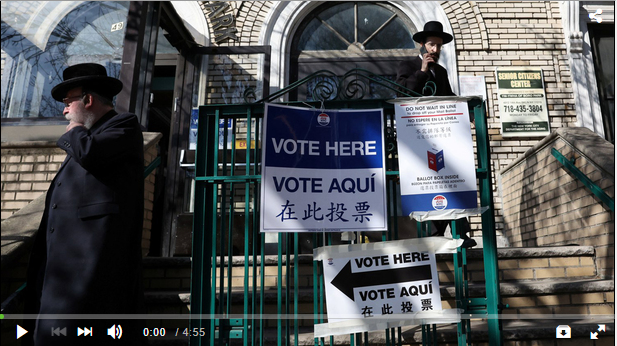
[396,22,476,248]
[395,20,455,96]
[24,63,147,345]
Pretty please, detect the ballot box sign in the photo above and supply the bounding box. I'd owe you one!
[393,98,477,215]
[260,103,387,232]
[314,238,449,336]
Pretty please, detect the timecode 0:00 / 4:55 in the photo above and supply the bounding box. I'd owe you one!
[142,328,213,337]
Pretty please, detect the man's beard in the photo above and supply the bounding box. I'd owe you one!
[66,110,97,129]
[83,113,96,129]
[429,52,440,63]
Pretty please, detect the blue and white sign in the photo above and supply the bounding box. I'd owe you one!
[313,237,462,337]
[260,103,387,233]
[393,98,478,217]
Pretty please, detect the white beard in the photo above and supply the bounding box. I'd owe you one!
[66,109,97,129]
[83,113,96,129]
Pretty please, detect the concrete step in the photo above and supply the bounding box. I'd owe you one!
[145,278,614,304]
[438,245,598,283]
[141,246,599,292]
[144,277,614,332]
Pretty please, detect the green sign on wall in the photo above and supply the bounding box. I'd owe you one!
[495,68,550,137]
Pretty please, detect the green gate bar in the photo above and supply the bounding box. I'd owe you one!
[190,69,503,346]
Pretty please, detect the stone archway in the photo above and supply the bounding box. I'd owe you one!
[259,1,460,98]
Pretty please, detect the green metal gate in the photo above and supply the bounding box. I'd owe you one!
[190,69,503,345]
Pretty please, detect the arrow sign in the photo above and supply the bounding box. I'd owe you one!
[17,325,28,339]
[331,261,432,301]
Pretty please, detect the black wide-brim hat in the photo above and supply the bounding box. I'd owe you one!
[413,21,453,44]
[51,63,123,101]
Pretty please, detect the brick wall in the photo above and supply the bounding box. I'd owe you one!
[442,1,577,235]
[1,145,65,221]
[206,54,263,105]
[142,138,159,257]
[200,1,273,105]
[500,128,614,278]
[1,132,163,257]
[200,1,273,47]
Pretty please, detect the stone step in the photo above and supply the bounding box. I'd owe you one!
[449,245,598,283]
[145,278,614,304]
[141,246,599,293]
[144,278,614,330]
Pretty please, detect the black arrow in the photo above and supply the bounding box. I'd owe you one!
[331,261,432,301]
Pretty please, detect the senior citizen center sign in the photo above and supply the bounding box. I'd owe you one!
[495,67,550,137]
[392,97,478,219]
[260,103,387,232]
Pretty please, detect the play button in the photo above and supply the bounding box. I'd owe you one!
[17,325,28,339]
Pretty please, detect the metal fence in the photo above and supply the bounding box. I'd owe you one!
[189,72,502,346]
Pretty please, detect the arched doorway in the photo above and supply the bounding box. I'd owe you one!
[289,1,418,100]
[259,1,458,100]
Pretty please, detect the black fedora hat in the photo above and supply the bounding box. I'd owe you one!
[413,21,453,44]
[51,63,123,102]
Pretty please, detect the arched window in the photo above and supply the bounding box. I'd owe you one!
[290,2,418,100]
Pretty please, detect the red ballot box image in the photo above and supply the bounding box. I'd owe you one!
[427,148,445,172]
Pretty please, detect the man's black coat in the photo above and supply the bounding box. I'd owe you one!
[25,110,147,345]
[395,56,455,97]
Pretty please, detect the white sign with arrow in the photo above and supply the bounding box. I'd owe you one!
[313,237,462,337]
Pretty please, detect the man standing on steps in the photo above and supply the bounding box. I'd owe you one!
[396,21,477,248]
[23,63,148,345]
[396,20,455,97]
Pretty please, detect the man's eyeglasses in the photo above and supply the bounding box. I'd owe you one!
[62,94,85,107]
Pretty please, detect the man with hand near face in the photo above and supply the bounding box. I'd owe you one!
[395,21,455,97]
[24,63,147,345]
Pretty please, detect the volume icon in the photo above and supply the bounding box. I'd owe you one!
[107,324,123,339]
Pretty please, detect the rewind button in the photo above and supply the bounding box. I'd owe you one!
[51,327,67,336]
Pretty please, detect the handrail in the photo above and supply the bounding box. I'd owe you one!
[0,283,25,316]
[551,148,615,211]
[143,156,162,179]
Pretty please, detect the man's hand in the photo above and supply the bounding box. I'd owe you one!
[421,53,437,73]
[66,121,85,132]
